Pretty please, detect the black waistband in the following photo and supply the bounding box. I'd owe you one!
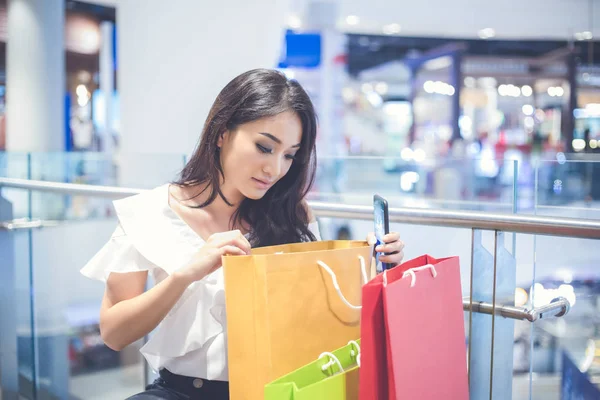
[158,369,229,399]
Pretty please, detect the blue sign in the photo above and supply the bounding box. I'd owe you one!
[278,31,321,68]
[561,351,600,399]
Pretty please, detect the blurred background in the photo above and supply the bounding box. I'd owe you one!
[1,0,600,399]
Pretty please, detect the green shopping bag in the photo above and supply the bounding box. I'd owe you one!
[264,340,361,400]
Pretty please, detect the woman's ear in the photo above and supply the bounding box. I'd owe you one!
[217,131,227,148]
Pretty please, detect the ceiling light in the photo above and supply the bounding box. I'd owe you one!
[287,15,302,29]
[521,85,533,97]
[423,56,452,71]
[478,28,495,39]
[375,82,388,95]
[346,15,360,25]
[575,31,593,41]
[383,23,401,35]
[478,77,497,88]
[548,86,564,97]
[573,139,586,151]
[424,81,435,93]
[522,105,534,116]
[76,84,88,98]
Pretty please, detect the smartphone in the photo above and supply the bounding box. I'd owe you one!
[373,194,392,273]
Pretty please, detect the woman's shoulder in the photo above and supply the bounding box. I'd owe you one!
[111,183,197,271]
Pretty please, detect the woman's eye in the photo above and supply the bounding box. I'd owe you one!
[285,154,297,161]
[256,144,272,154]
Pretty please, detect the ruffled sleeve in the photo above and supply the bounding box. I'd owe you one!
[80,224,154,282]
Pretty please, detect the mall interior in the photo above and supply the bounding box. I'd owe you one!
[1,0,600,399]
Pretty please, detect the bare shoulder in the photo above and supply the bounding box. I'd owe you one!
[168,182,208,207]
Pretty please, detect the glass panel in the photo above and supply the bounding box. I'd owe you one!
[311,156,516,213]
[527,235,599,399]
[532,159,600,220]
[28,219,146,399]
[0,152,30,179]
[1,183,38,399]
[23,152,187,222]
[1,228,37,399]
[14,153,190,397]
[512,233,535,400]
[0,152,32,220]
[528,158,600,399]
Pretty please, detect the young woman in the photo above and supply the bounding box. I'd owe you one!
[81,69,405,400]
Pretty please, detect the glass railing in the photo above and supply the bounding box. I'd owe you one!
[2,151,599,220]
[311,156,517,212]
[1,151,600,399]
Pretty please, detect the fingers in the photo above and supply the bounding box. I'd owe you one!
[379,251,404,265]
[374,231,405,265]
[220,245,248,257]
[209,230,251,255]
[382,232,400,243]
[366,232,377,246]
[230,234,251,255]
[375,240,405,254]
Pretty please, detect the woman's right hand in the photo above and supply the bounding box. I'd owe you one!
[175,230,251,284]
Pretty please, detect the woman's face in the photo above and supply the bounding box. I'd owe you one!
[218,110,303,202]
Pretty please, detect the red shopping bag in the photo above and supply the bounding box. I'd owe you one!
[360,255,469,400]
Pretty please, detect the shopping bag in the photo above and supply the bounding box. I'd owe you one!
[264,339,361,400]
[360,255,469,400]
[223,240,372,400]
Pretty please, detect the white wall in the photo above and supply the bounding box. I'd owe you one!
[117,0,290,157]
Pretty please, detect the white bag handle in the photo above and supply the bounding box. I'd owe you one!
[316,256,367,310]
[383,264,437,288]
[319,352,344,375]
[348,340,361,367]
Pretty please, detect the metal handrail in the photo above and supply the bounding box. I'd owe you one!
[1,177,600,239]
[0,177,141,198]
[0,218,59,231]
[310,201,600,239]
[463,297,571,322]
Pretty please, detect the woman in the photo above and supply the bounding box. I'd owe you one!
[81,69,405,400]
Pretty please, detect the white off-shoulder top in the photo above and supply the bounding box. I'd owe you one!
[80,184,321,381]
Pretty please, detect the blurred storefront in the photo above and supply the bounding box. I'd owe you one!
[0,0,117,152]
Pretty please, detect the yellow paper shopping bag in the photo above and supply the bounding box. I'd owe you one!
[223,240,371,400]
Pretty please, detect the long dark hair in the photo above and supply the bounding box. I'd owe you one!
[174,69,318,247]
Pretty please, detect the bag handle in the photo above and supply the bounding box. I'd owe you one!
[316,255,367,310]
[347,340,361,367]
[319,352,344,375]
[383,263,437,287]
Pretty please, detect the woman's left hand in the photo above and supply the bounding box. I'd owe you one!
[367,231,405,266]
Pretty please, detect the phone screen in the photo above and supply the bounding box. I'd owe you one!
[373,195,390,273]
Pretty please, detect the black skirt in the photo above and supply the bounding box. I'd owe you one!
[125,368,229,400]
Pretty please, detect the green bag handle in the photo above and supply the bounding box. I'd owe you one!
[265,339,361,391]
